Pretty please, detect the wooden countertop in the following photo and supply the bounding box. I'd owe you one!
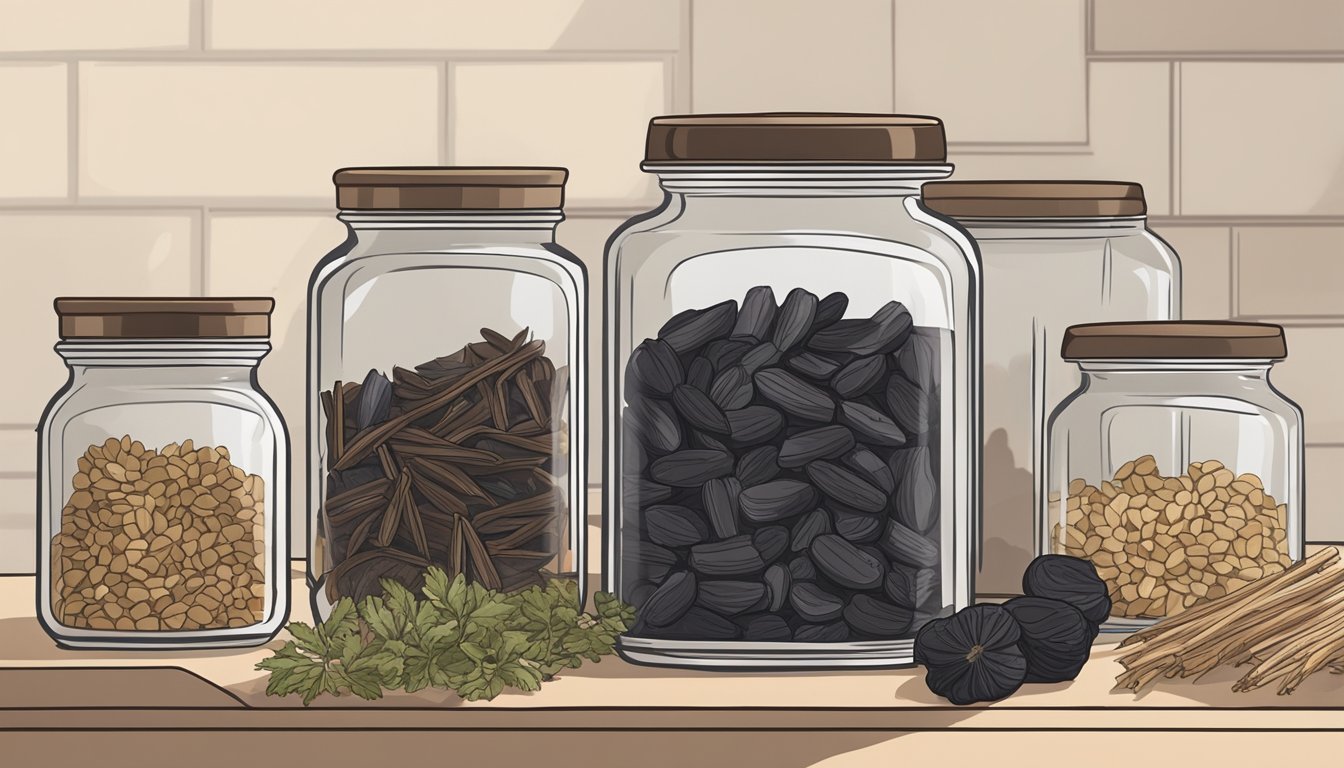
[3,497,1342,765]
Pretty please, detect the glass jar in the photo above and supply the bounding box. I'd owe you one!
[605,113,979,668]
[922,181,1181,595]
[1043,322,1303,632]
[308,167,586,620]
[38,299,288,649]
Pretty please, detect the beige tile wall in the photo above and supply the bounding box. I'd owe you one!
[1,0,1343,570]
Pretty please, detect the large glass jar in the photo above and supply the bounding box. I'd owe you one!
[922,181,1181,595]
[1043,322,1303,632]
[38,299,288,649]
[606,114,979,668]
[308,167,586,620]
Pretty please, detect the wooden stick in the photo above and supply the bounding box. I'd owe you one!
[1117,547,1344,694]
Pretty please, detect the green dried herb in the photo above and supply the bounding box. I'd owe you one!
[257,569,634,704]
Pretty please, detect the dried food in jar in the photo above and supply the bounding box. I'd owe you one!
[843,594,913,637]
[810,534,885,590]
[738,612,792,641]
[806,460,886,513]
[778,425,855,468]
[689,535,766,577]
[914,604,1027,705]
[639,571,697,627]
[702,477,742,538]
[649,449,734,487]
[696,580,767,616]
[620,286,946,643]
[752,525,789,564]
[1056,457,1291,619]
[634,605,740,640]
[318,328,575,603]
[51,436,266,632]
[644,505,711,548]
[790,581,845,623]
[740,480,817,523]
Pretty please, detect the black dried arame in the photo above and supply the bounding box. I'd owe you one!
[620,287,945,644]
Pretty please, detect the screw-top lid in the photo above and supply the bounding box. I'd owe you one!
[1061,322,1287,361]
[922,180,1146,218]
[334,167,567,210]
[644,113,947,164]
[55,298,274,340]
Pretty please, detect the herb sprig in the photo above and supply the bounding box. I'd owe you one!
[257,570,634,704]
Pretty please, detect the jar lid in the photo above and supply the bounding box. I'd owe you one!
[1061,322,1287,361]
[334,167,567,210]
[922,180,1146,218]
[55,298,274,340]
[644,113,947,164]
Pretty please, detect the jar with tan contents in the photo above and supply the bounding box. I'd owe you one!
[1042,322,1303,632]
[38,299,289,649]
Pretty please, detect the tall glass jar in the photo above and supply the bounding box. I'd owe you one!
[38,299,288,649]
[1043,322,1303,632]
[308,167,586,620]
[606,114,979,668]
[922,181,1181,595]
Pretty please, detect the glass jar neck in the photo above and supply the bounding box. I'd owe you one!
[1076,360,1275,391]
[647,163,953,197]
[338,209,561,243]
[57,341,268,379]
[958,216,1148,237]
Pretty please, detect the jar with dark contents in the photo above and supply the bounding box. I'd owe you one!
[307,167,587,620]
[605,114,980,668]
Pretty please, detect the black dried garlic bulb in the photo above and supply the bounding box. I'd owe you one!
[1002,596,1092,684]
[913,605,1027,705]
[1022,554,1112,626]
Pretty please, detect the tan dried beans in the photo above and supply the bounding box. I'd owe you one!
[1056,455,1290,619]
[51,436,266,631]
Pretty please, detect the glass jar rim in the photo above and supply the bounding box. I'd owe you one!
[55,339,270,365]
[1073,358,1280,369]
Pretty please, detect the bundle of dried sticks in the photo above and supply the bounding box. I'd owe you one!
[1116,546,1344,695]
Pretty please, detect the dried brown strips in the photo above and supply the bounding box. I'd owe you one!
[320,327,571,603]
[1116,546,1344,695]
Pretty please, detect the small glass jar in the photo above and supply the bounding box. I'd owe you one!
[38,299,289,649]
[308,167,586,620]
[606,114,979,668]
[922,181,1181,595]
[1043,322,1303,632]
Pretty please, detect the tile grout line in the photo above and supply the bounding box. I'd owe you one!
[1081,4,1092,145]
[1170,61,1181,217]
[890,0,897,111]
[1090,52,1344,62]
[0,202,656,217]
[66,61,77,202]
[684,0,694,111]
[198,206,210,295]
[192,0,207,51]
[1085,0,1095,54]
[440,60,452,164]
[0,50,682,63]
[1230,228,1242,318]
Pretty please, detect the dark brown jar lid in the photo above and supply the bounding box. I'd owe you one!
[55,298,273,340]
[922,180,1146,218]
[334,167,567,210]
[1062,322,1287,361]
[644,113,946,164]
